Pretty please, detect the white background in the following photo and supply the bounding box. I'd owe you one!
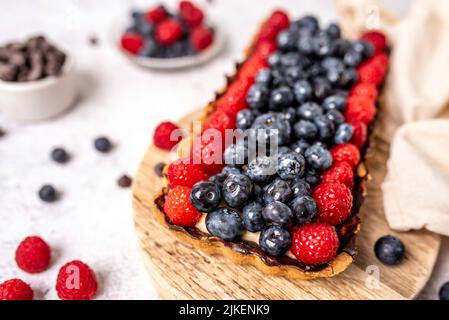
[0,0,447,299]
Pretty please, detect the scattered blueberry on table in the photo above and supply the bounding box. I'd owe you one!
[374,235,405,265]
[38,184,58,203]
[94,137,113,153]
[51,147,70,164]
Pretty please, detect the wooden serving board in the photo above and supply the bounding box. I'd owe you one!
[132,109,441,300]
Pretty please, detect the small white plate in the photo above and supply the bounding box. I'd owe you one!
[115,22,225,70]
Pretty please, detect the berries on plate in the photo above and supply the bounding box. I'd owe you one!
[164,186,201,227]
[291,223,339,265]
[374,235,405,265]
[313,182,353,225]
[259,225,291,257]
[123,2,214,59]
[0,279,33,300]
[38,184,58,203]
[189,180,221,212]
[206,208,244,241]
[168,158,209,188]
[15,236,51,273]
[153,121,183,150]
[330,143,361,168]
[321,161,354,189]
[56,260,97,300]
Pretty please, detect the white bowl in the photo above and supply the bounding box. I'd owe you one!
[0,55,77,121]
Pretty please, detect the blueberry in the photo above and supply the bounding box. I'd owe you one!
[313,77,332,101]
[325,110,345,126]
[439,282,449,300]
[51,147,69,164]
[293,80,313,103]
[206,208,244,241]
[270,69,287,87]
[344,50,362,67]
[38,184,58,202]
[312,31,334,57]
[208,173,228,187]
[255,68,272,85]
[269,86,294,111]
[334,123,354,145]
[322,57,345,73]
[259,226,291,257]
[326,23,341,39]
[297,102,322,121]
[224,144,248,167]
[305,168,321,187]
[314,115,336,140]
[268,52,281,68]
[284,66,303,85]
[222,166,241,175]
[139,39,159,57]
[352,40,374,58]
[94,137,112,153]
[277,30,297,51]
[222,174,253,208]
[236,109,256,130]
[306,63,324,79]
[333,39,352,56]
[251,113,291,146]
[304,144,332,171]
[339,68,358,88]
[190,181,221,213]
[293,120,318,141]
[242,202,265,232]
[277,152,306,180]
[290,140,310,155]
[251,183,263,199]
[374,235,406,265]
[296,36,315,55]
[322,95,346,111]
[296,15,319,34]
[280,52,301,68]
[246,84,269,110]
[290,195,317,224]
[290,179,312,197]
[262,201,293,227]
[284,107,297,124]
[263,178,292,204]
[244,156,276,184]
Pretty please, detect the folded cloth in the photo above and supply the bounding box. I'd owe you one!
[336,0,449,236]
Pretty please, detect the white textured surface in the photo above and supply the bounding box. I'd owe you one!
[0,0,446,300]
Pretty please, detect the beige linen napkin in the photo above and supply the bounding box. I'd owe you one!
[336,0,449,236]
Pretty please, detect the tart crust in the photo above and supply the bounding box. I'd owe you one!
[148,20,374,279]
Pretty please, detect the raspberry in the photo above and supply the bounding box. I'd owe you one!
[349,121,368,150]
[267,10,290,31]
[291,223,339,265]
[255,41,277,59]
[120,32,144,54]
[349,83,378,100]
[15,236,51,274]
[56,260,97,300]
[203,110,235,137]
[190,138,224,175]
[257,24,279,43]
[0,279,33,300]
[179,1,204,28]
[163,186,202,226]
[331,143,361,168]
[145,5,167,24]
[155,19,183,46]
[313,182,353,225]
[153,121,183,151]
[238,53,269,81]
[321,161,354,189]
[357,53,389,86]
[361,31,387,53]
[344,96,376,125]
[190,26,213,51]
[216,78,252,117]
[167,157,209,187]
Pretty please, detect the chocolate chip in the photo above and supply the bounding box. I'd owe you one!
[0,63,18,81]
[9,52,26,67]
[27,35,46,50]
[89,35,99,46]
[6,42,26,52]
[118,174,132,188]
[154,162,166,177]
[27,64,44,81]
[0,127,6,137]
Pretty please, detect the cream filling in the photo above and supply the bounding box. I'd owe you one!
[195,214,296,259]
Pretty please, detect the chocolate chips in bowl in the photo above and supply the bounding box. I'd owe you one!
[0,35,76,121]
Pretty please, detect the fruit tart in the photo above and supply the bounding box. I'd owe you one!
[151,10,390,279]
